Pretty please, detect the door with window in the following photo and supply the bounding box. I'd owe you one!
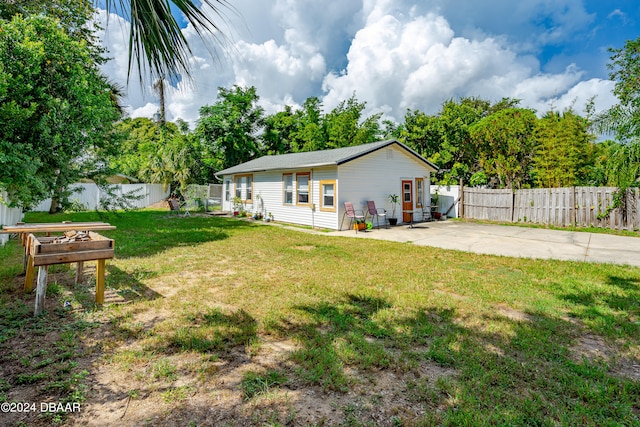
[402,180,413,222]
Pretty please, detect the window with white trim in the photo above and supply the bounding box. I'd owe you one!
[283,173,293,204]
[296,172,310,205]
[416,178,424,208]
[320,180,336,212]
[234,174,253,202]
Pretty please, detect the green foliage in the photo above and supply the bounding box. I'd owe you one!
[532,110,596,187]
[103,0,230,84]
[110,118,164,180]
[400,97,519,184]
[262,105,298,155]
[241,370,287,400]
[0,0,103,62]
[0,15,119,208]
[197,85,265,171]
[608,142,640,187]
[324,94,382,149]
[470,108,538,189]
[604,37,640,140]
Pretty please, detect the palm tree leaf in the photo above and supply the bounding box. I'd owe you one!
[103,0,232,83]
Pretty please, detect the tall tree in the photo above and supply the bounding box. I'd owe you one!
[262,106,298,155]
[324,94,382,149]
[470,108,538,189]
[196,85,265,171]
[110,117,165,180]
[1,0,97,44]
[400,97,518,184]
[290,97,325,152]
[600,37,640,141]
[532,110,595,188]
[0,16,120,209]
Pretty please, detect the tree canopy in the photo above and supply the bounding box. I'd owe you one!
[0,15,120,208]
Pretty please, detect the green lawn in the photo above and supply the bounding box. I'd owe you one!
[1,209,638,426]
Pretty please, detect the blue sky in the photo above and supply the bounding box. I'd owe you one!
[96,0,640,126]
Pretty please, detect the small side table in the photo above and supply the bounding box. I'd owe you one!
[402,210,415,228]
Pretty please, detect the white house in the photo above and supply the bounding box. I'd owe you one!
[215,139,438,230]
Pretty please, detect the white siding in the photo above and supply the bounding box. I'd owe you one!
[310,168,339,229]
[338,145,432,228]
[243,168,338,228]
[221,145,433,230]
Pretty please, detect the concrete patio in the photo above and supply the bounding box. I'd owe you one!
[324,220,640,268]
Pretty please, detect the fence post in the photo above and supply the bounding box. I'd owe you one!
[459,178,464,218]
[571,186,576,226]
[510,190,515,223]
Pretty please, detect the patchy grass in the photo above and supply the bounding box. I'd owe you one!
[0,209,638,425]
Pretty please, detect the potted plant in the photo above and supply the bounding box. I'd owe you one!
[354,218,366,231]
[387,194,400,226]
[431,190,442,220]
[266,212,273,222]
[232,196,242,216]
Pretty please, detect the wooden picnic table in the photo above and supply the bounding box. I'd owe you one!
[0,222,116,315]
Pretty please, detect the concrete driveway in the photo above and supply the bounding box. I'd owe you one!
[326,220,640,267]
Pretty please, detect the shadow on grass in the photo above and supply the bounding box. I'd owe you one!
[560,274,640,340]
[291,293,459,393]
[22,210,256,259]
[286,293,639,425]
[167,307,258,354]
[4,291,634,426]
[105,265,164,303]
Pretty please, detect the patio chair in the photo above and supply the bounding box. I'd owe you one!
[366,200,388,229]
[420,203,433,222]
[340,202,366,232]
[169,198,190,217]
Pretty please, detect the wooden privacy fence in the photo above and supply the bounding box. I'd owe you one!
[463,187,640,230]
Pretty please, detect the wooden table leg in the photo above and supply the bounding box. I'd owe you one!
[95,259,105,304]
[75,262,84,284]
[24,255,35,293]
[22,233,28,274]
[34,266,48,315]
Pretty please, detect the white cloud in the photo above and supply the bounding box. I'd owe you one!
[95,0,618,129]
[322,2,616,121]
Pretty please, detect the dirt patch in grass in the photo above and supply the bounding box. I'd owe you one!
[15,310,455,427]
[570,332,640,381]
[494,304,534,322]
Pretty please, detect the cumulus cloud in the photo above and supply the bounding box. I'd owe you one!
[322,2,616,121]
[95,0,619,128]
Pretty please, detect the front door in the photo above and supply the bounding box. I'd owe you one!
[402,180,413,222]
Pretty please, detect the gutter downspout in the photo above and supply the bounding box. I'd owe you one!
[311,169,315,229]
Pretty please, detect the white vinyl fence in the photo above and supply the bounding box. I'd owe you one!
[431,185,460,218]
[32,183,170,212]
[0,191,24,245]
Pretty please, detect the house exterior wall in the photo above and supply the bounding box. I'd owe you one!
[221,145,433,230]
[222,167,339,229]
[337,145,432,228]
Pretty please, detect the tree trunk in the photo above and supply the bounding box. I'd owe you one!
[48,197,59,214]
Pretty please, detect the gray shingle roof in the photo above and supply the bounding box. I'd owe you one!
[215,139,438,176]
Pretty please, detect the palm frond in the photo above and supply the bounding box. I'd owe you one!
[103,0,233,84]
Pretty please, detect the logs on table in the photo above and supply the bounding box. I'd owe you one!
[49,230,91,244]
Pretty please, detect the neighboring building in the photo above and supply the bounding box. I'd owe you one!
[215,139,438,230]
